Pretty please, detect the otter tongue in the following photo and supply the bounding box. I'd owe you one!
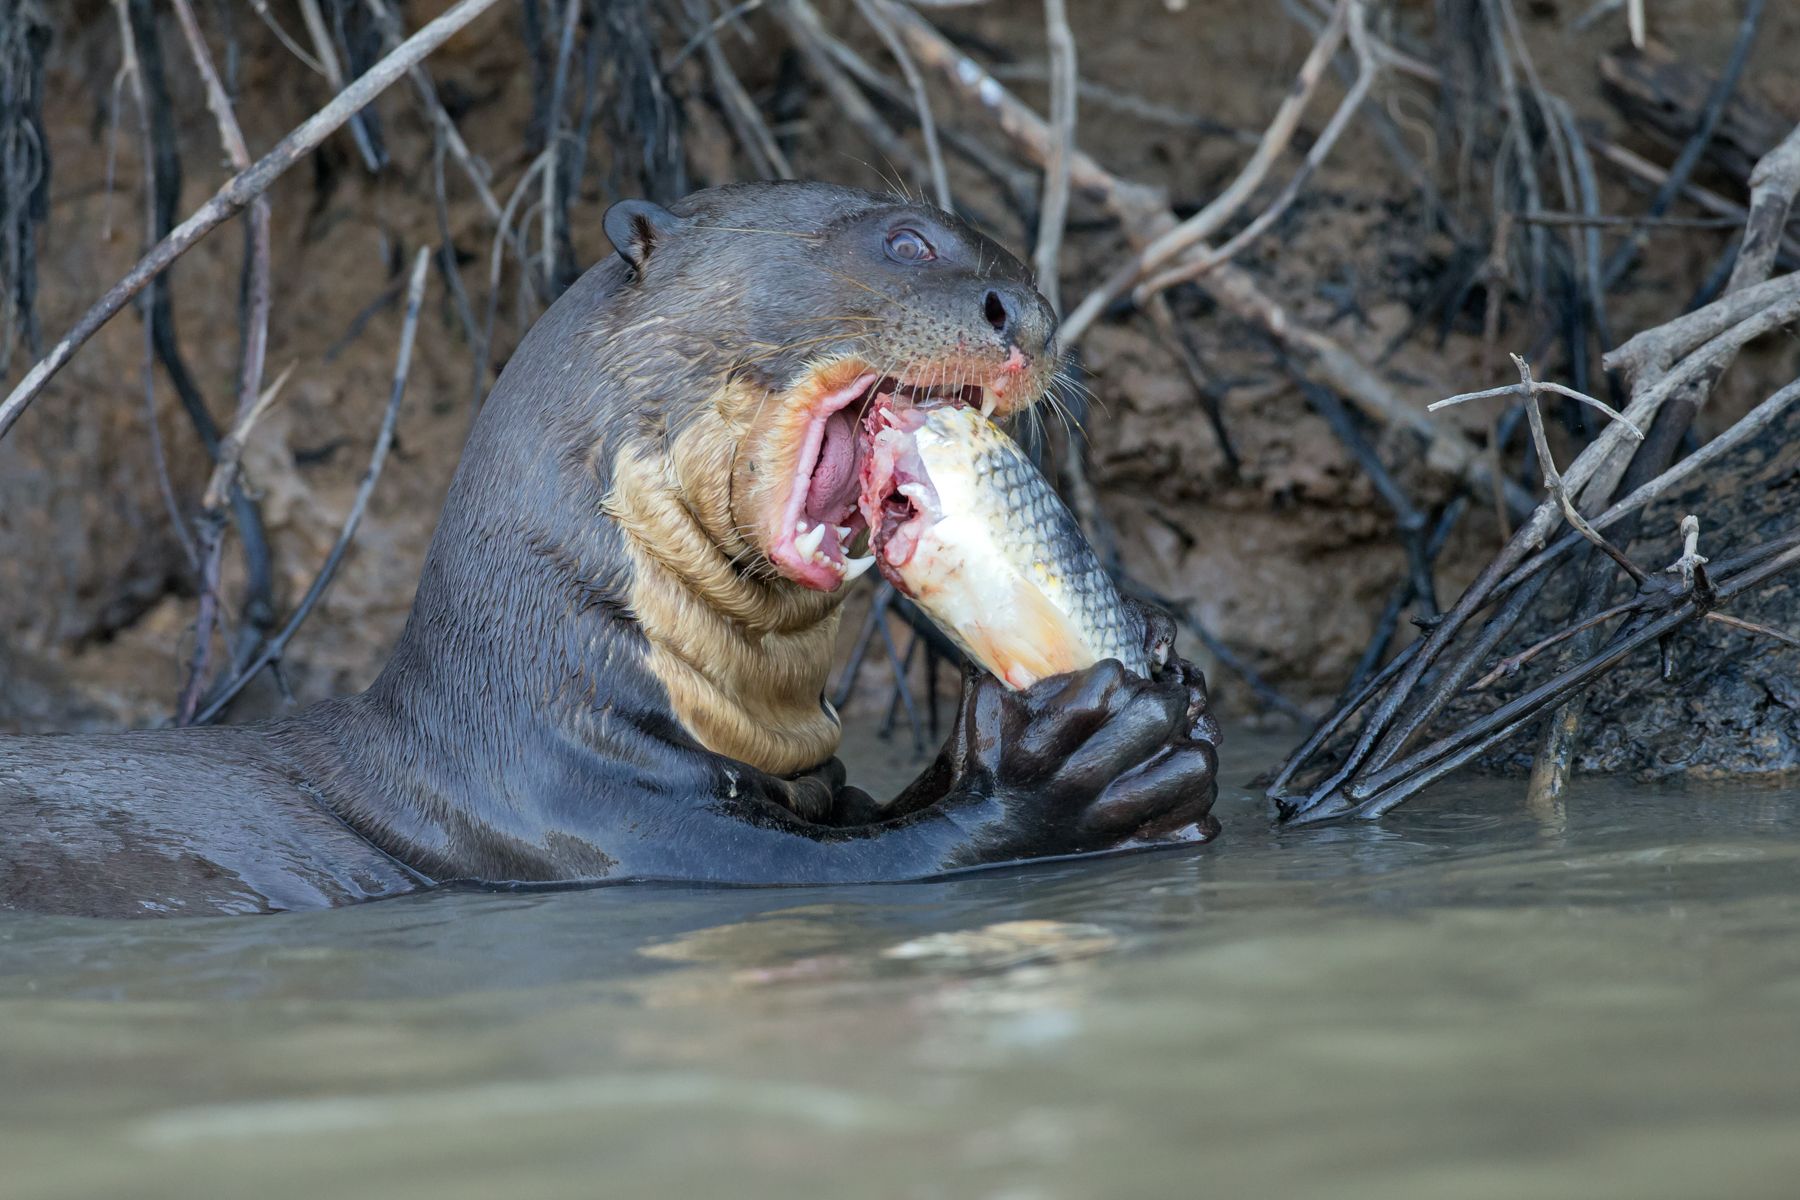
[805,408,863,523]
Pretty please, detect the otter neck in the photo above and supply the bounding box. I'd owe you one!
[606,424,850,777]
[295,254,857,860]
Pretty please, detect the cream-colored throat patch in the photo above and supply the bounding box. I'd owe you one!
[604,420,848,779]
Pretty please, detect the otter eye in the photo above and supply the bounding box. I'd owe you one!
[884,228,935,263]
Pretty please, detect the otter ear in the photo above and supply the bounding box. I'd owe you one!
[604,199,689,273]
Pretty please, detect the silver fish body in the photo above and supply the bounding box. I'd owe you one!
[860,403,1148,689]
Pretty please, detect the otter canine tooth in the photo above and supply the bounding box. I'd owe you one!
[842,554,876,581]
[980,390,997,419]
[795,523,827,556]
[833,524,852,539]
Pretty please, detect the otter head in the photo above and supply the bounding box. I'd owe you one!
[601,181,1059,596]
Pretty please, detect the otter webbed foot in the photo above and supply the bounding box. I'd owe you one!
[911,647,1219,867]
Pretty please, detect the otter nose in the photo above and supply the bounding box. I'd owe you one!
[983,289,1014,337]
[982,285,1056,357]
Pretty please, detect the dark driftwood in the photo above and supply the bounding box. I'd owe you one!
[1597,0,1767,292]
[1599,35,1789,187]
[1273,320,1800,821]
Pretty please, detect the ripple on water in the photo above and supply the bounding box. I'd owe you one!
[5,738,1800,1199]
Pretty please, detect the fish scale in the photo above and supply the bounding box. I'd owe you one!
[873,404,1148,688]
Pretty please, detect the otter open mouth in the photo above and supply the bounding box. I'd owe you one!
[769,367,999,591]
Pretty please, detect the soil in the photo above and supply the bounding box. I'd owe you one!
[4,1,1798,780]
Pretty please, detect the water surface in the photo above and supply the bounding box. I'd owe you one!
[5,728,1799,1198]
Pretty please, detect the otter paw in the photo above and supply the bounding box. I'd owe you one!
[1078,740,1221,842]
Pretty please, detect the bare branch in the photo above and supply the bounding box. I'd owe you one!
[1510,354,1647,585]
[1726,124,1800,294]
[1031,0,1076,313]
[1471,598,1642,691]
[1429,378,1645,440]
[0,0,507,442]
[1060,0,1352,340]
[855,0,951,210]
[1705,612,1800,652]
[884,1,1528,514]
[775,0,934,199]
[195,249,432,726]
[1135,0,1377,297]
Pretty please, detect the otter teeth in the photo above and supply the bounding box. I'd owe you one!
[980,389,996,419]
[842,554,876,581]
[795,522,827,557]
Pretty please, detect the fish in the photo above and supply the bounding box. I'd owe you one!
[858,401,1149,690]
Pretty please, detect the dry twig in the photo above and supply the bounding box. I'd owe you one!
[1266,69,1800,815]
[364,0,504,224]
[1134,0,1377,298]
[0,0,506,441]
[1276,273,1800,822]
[1060,0,1354,342]
[854,0,950,209]
[298,0,382,170]
[105,0,197,588]
[774,0,934,200]
[1032,0,1076,312]
[686,0,793,181]
[1428,377,1642,437]
[196,249,431,725]
[169,0,274,724]
[883,1,1529,515]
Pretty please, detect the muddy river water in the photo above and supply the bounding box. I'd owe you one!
[4,727,1799,1198]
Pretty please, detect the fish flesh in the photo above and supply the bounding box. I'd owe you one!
[859,402,1148,689]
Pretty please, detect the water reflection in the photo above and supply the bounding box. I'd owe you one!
[5,731,1800,1198]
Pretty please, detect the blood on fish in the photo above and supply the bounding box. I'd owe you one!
[858,401,1148,688]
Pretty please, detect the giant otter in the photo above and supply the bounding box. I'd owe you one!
[0,182,1219,918]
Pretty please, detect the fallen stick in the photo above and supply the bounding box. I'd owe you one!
[1351,10,1800,266]
[0,0,506,442]
[883,2,1529,514]
[365,0,505,225]
[1276,330,1800,820]
[1725,124,1800,294]
[195,248,431,726]
[1526,120,1800,797]
[169,0,274,725]
[1596,0,1766,291]
[1134,0,1378,299]
[1031,0,1076,313]
[774,0,934,200]
[855,0,951,209]
[1061,0,1355,338]
[1339,535,1800,820]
